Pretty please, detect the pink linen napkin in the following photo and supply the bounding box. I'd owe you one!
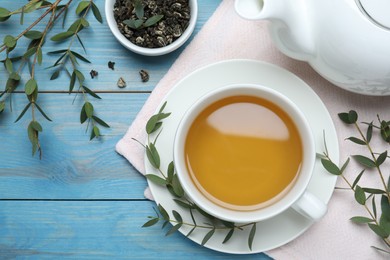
[116,0,390,258]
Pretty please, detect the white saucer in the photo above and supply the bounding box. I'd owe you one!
[145,59,339,254]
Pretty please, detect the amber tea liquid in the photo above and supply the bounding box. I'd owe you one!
[185,95,303,210]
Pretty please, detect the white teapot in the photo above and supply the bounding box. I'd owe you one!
[235,0,390,96]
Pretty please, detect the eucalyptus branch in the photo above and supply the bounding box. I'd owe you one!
[321,110,390,253]
[0,0,106,157]
[136,102,258,250]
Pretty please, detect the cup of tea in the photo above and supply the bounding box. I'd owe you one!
[173,84,327,223]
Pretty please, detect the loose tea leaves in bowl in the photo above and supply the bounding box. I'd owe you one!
[114,0,191,48]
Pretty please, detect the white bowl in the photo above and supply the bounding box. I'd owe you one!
[105,0,198,56]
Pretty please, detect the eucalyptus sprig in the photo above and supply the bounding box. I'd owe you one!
[0,0,107,158]
[320,110,390,254]
[135,102,257,250]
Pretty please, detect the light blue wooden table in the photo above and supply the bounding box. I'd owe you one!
[0,1,271,258]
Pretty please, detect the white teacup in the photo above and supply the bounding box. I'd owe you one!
[173,84,326,223]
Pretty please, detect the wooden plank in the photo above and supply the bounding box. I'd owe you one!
[0,0,222,92]
[0,93,149,199]
[0,200,270,259]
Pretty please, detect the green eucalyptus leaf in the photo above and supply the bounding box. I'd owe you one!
[70,51,91,63]
[51,31,73,41]
[90,125,100,140]
[37,47,43,65]
[24,30,43,40]
[380,119,390,142]
[222,228,234,244]
[69,71,76,92]
[248,223,256,250]
[5,58,13,73]
[30,120,42,132]
[350,216,374,224]
[172,174,184,198]
[366,122,373,143]
[24,1,43,13]
[201,228,215,246]
[91,2,103,23]
[172,210,182,223]
[35,103,52,122]
[165,223,182,236]
[0,7,11,21]
[338,110,358,124]
[84,102,94,118]
[145,174,167,186]
[23,46,37,58]
[76,1,90,15]
[173,199,193,209]
[92,115,109,128]
[25,78,37,95]
[379,214,390,235]
[373,195,377,219]
[83,86,101,99]
[376,151,387,167]
[142,217,159,227]
[368,223,389,239]
[74,69,85,85]
[144,15,164,28]
[14,102,31,122]
[3,35,16,49]
[352,170,365,189]
[186,226,196,237]
[346,137,366,145]
[80,106,87,124]
[146,144,160,169]
[381,195,390,220]
[167,161,174,182]
[352,155,376,168]
[50,69,60,80]
[362,188,386,195]
[0,101,5,113]
[158,204,169,221]
[354,185,366,205]
[321,158,341,175]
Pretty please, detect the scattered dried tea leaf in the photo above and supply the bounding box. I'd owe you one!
[90,69,98,79]
[139,69,149,82]
[117,77,126,88]
[108,61,115,70]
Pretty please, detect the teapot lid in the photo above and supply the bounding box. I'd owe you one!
[357,0,390,30]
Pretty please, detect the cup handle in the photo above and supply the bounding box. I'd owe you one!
[291,191,327,221]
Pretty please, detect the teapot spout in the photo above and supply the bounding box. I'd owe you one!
[235,0,315,61]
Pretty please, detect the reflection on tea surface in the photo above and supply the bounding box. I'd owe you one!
[185,95,302,210]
